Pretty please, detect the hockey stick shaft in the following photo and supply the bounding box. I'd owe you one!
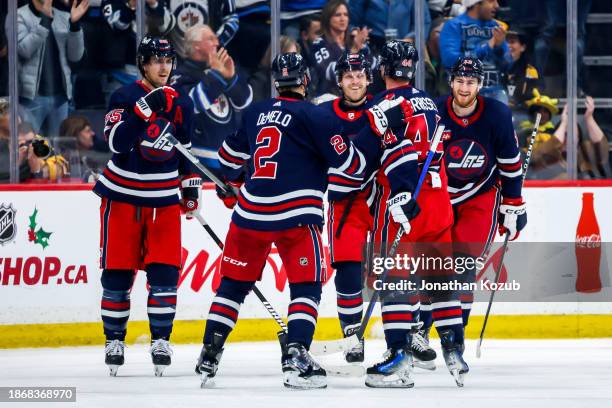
[165,135,239,196]
[194,214,288,332]
[476,113,541,357]
[356,124,446,340]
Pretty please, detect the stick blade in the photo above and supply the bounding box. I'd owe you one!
[310,335,360,356]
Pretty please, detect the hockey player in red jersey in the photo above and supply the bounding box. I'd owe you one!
[319,50,374,364]
[197,52,416,389]
[423,57,527,386]
[364,40,463,388]
[93,36,200,377]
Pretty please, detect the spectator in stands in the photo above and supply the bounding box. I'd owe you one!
[298,14,321,67]
[149,0,239,60]
[349,0,431,54]
[171,24,252,174]
[309,0,370,97]
[16,0,88,137]
[429,0,465,20]
[426,17,450,96]
[534,0,592,94]
[100,0,166,100]
[58,114,108,180]
[281,0,325,40]
[440,0,512,103]
[520,92,611,179]
[226,0,271,74]
[250,36,300,102]
[0,97,67,183]
[505,29,539,122]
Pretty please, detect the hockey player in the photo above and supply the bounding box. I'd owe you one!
[196,52,416,389]
[93,36,199,377]
[365,40,459,388]
[430,56,526,385]
[319,50,373,364]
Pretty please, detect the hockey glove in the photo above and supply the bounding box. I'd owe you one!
[366,96,414,138]
[216,181,242,209]
[387,192,420,235]
[181,175,203,219]
[498,197,527,241]
[134,86,179,121]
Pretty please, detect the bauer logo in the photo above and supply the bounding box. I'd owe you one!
[444,139,488,180]
[0,203,17,245]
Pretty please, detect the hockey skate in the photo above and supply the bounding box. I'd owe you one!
[343,325,364,363]
[365,346,414,388]
[439,329,469,387]
[281,343,327,389]
[150,338,172,377]
[104,339,125,377]
[196,341,224,388]
[412,328,436,371]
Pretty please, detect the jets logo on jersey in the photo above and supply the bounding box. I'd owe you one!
[444,139,488,180]
[140,120,176,162]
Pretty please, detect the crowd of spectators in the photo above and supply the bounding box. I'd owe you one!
[1,0,610,183]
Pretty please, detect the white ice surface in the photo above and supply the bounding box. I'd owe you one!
[1,339,611,408]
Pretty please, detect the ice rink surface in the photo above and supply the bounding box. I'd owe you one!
[1,339,611,408]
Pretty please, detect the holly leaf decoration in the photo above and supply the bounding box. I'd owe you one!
[29,207,38,230]
[35,228,52,249]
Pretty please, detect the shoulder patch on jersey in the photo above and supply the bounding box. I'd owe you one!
[412,88,419,94]
[273,101,281,107]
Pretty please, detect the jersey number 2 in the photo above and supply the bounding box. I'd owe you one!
[253,126,282,179]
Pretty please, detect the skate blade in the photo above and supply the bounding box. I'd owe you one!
[108,365,119,377]
[413,359,436,371]
[200,373,215,388]
[154,365,168,377]
[450,369,465,387]
[365,374,414,388]
[283,372,327,389]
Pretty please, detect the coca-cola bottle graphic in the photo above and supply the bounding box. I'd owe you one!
[575,192,602,293]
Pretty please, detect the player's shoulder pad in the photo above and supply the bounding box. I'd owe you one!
[108,82,139,109]
[482,96,513,118]
[434,95,450,111]
[317,98,335,111]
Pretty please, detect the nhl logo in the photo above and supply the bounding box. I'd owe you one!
[0,203,16,245]
[348,112,355,119]
[299,257,309,266]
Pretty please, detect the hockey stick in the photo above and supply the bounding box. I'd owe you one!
[475,112,541,358]
[193,213,363,377]
[310,124,446,356]
[147,131,238,196]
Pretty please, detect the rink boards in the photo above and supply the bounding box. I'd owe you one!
[1,182,611,347]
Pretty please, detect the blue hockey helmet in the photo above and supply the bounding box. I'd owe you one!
[137,35,177,77]
[335,50,372,85]
[272,52,310,89]
[379,40,419,82]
